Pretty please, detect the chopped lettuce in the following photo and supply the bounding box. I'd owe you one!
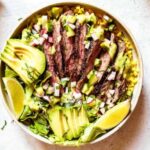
[24,85,49,111]
[29,115,49,136]
[19,105,38,122]
[83,98,101,122]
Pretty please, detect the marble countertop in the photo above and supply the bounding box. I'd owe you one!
[0,0,149,150]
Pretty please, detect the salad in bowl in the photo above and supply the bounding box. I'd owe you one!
[0,3,141,146]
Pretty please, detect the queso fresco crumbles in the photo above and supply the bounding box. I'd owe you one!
[0,5,139,144]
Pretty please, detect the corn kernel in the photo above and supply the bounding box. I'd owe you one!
[117,32,122,37]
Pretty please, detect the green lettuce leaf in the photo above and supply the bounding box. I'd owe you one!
[29,115,49,136]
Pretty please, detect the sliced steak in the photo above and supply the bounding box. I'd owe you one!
[63,31,74,63]
[97,52,111,82]
[60,10,78,80]
[93,68,111,96]
[61,25,78,80]
[77,23,87,78]
[67,22,81,81]
[77,40,101,89]
[99,40,126,102]
[99,80,114,101]
[67,54,78,80]
[53,20,64,78]
[97,33,116,82]
[43,41,59,84]
[91,51,112,96]
[112,40,126,102]
[113,78,126,103]
[63,10,73,15]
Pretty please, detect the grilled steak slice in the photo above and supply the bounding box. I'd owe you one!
[112,40,126,102]
[91,52,112,96]
[99,80,114,101]
[77,40,101,89]
[60,10,79,80]
[96,33,116,82]
[53,20,64,78]
[67,54,78,80]
[85,40,101,74]
[61,28,78,80]
[67,23,88,81]
[97,52,111,82]
[63,9,73,15]
[92,34,118,95]
[67,22,81,81]
[77,23,87,78]
[97,40,126,101]
[43,41,59,84]
[63,31,74,63]
[113,76,126,103]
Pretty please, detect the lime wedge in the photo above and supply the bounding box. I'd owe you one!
[3,77,25,118]
[95,100,130,130]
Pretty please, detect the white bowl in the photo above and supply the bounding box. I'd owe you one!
[0,2,143,146]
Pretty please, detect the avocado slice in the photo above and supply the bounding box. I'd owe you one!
[77,14,86,24]
[80,124,105,143]
[115,52,127,72]
[94,58,101,67]
[63,108,76,140]
[82,83,89,94]
[65,25,75,37]
[86,13,97,24]
[62,113,69,135]
[63,107,89,140]
[64,108,78,140]
[67,15,76,24]
[89,73,98,85]
[79,106,89,128]
[100,40,117,59]
[73,108,80,137]
[0,39,46,84]
[47,107,64,140]
[75,106,90,138]
[85,85,94,95]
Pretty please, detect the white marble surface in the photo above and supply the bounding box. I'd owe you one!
[0,0,149,149]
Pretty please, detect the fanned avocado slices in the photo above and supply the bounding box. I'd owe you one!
[47,106,89,141]
[0,39,46,84]
[47,107,65,140]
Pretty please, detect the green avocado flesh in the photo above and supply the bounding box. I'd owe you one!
[47,106,89,141]
[0,39,46,84]
[47,107,89,140]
